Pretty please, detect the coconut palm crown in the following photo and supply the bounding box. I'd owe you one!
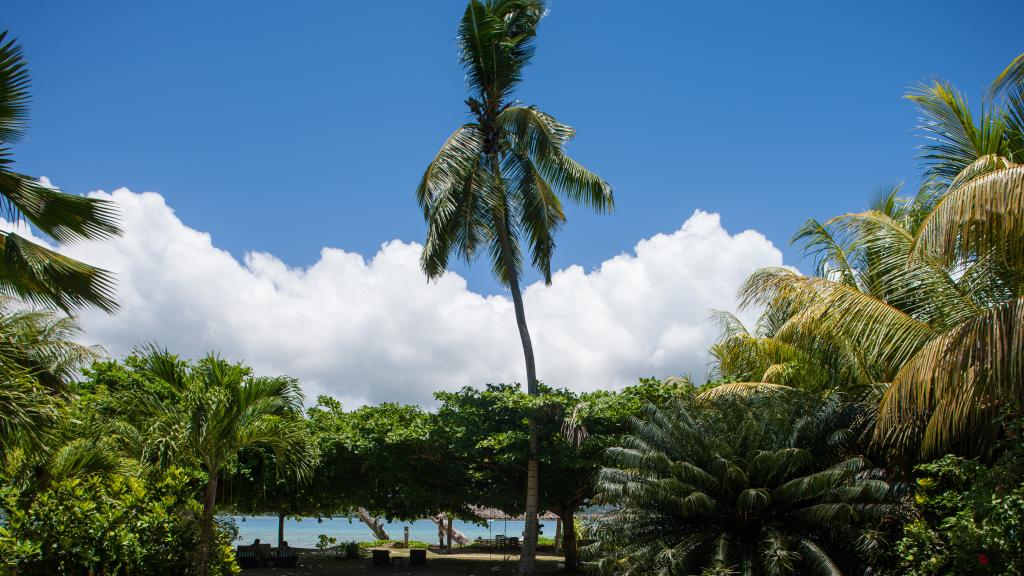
[417,1,612,291]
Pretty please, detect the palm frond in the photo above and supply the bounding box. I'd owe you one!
[498,105,613,213]
[827,209,980,327]
[876,295,1024,456]
[792,218,858,287]
[910,163,1024,270]
[696,382,795,402]
[0,231,118,313]
[992,55,1024,161]
[0,31,31,144]
[0,370,56,462]
[797,539,843,576]
[906,79,1008,184]
[0,166,122,243]
[709,310,752,339]
[990,53,1024,101]
[458,1,544,103]
[0,303,101,392]
[740,267,936,376]
[503,151,564,282]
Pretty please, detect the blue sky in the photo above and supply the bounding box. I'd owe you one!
[6,0,1023,296]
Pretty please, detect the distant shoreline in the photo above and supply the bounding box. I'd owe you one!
[229,515,559,549]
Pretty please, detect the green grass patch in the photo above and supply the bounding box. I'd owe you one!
[359,539,431,549]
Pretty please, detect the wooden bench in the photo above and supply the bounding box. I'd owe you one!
[272,547,298,568]
[235,544,271,569]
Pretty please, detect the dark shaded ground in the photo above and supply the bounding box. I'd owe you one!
[245,548,568,575]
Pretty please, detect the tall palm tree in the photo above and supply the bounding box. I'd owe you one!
[0,30,121,313]
[126,348,313,576]
[416,2,612,572]
[713,54,1024,460]
[590,396,890,576]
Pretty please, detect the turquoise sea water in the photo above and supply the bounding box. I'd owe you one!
[230,516,559,548]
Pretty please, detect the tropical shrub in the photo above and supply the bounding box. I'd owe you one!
[895,450,1024,575]
[315,534,338,550]
[0,467,239,575]
[359,539,431,550]
[589,396,890,575]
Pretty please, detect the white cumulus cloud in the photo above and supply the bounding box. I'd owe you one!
[43,187,784,406]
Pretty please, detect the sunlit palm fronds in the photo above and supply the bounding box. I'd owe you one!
[876,296,1024,457]
[740,267,936,377]
[828,209,980,327]
[0,31,30,145]
[458,0,544,106]
[709,53,1024,461]
[991,53,1024,161]
[419,0,610,288]
[906,80,1010,185]
[792,218,859,287]
[910,163,1024,270]
[695,381,795,401]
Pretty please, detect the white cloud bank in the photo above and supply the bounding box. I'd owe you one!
[46,188,783,406]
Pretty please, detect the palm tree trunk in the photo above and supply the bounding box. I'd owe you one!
[561,507,579,572]
[197,475,218,576]
[520,426,540,574]
[487,157,541,576]
[277,512,286,547]
[553,516,561,553]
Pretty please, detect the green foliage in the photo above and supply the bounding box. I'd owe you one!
[359,539,431,550]
[84,348,314,576]
[315,534,337,550]
[342,540,363,558]
[0,467,239,575]
[301,398,457,521]
[590,395,890,576]
[895,453,1024,575]
[432,379,686,521]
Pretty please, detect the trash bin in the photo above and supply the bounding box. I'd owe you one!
[409,549,427,566]
[372,549,390,567]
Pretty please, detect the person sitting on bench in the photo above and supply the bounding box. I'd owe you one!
[273,541,297,568]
